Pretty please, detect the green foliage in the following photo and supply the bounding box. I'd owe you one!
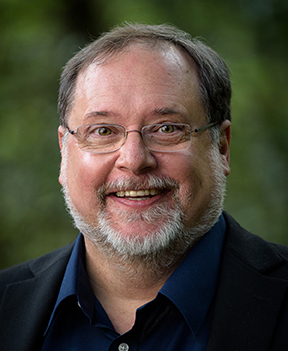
[1,0,288,268]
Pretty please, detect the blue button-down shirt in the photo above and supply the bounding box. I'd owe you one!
[41,214,226,351]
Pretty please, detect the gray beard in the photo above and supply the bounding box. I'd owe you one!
[61,142,226,273]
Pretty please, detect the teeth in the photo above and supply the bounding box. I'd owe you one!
[116,189,161,198]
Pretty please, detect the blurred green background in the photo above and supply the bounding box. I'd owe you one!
[1,0,288,269]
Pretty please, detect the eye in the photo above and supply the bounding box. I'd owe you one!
[94,126,112,136]
[159,125,176,133]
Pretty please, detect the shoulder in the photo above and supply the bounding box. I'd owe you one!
[0,241,75,290]
[223,211,288,277]
[208,213,288,350]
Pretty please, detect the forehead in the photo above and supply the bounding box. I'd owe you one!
[81,43,199,87]
[71,44,204,124]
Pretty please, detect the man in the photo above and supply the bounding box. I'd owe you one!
[0,23,288,351]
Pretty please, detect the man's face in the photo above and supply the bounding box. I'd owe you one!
[58,44,230,257]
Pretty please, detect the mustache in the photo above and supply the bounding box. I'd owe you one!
[97,174,179,200]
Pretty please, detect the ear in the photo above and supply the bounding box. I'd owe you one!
[58,125,66,151]
[219,120,231,176]
[58,126,66,185]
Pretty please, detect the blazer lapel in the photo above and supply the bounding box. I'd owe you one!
[0,243,73,351]
[207,250,288,351]
[207,213,288,351]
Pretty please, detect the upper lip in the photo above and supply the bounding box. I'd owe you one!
[102,175,178,198]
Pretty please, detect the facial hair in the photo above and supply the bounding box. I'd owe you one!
[61,137,226,272]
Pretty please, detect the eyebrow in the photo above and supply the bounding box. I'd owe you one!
[85,111,112,118]
[154,107,184,115]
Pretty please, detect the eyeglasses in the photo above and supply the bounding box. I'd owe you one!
[66,122,218,154]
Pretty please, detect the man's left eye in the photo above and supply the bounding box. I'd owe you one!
[159,125,175,133]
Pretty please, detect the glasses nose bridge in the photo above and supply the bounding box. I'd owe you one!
[122,128,144,146]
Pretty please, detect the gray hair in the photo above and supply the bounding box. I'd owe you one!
[58,23,231,142]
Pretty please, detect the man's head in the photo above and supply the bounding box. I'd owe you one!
[57,23,231,269]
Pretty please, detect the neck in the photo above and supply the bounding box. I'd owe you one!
[84,236,176,296]
[84,237,180,334]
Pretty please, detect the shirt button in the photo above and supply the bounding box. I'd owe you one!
[118,343,129,351]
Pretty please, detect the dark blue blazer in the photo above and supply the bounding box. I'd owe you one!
[1,212,288,351]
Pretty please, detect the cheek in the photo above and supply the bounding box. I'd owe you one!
[159,153,201,200]
[63,149,113,201]
[170,152,214,208]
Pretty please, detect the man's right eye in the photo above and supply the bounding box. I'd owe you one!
[97,126,112,136]
[87,126,112,136]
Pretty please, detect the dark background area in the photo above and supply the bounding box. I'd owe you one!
[1,0,288,268]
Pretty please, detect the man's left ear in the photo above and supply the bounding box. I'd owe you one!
[219,120,231,176]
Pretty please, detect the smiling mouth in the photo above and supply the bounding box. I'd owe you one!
[115,188,163,199]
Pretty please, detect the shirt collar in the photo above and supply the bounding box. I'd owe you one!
[160,214,226,337]
[45,214,226,337]
[44,234,94,335]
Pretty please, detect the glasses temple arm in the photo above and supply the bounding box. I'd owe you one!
[193,121,219,133]
[66,127,76,135]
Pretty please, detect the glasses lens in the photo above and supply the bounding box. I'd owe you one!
[77,124,125,153]
[143,124,191,152]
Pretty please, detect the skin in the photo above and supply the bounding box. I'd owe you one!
[58,43,231,334]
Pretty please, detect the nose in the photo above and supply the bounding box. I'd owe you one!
[115,130,157,175]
